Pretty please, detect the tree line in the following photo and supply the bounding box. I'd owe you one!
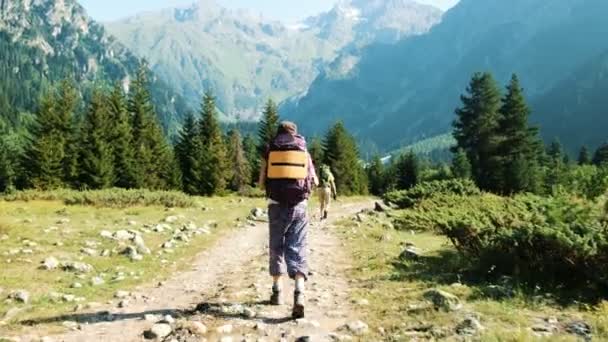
[365,72,608,198]
[0,67,368,196]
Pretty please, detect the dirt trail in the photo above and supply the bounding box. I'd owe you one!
[20,201,372,342]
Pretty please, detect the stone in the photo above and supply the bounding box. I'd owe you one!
[423,289,462,311]
[81,248,98,256]
[113,230,133,241]
[41,257,59,270]
[374,202,388,212]
[91,276,105,286]
[133,235,151,254]
[62,294,76,303]
[114,290,130,299]
[9,290,30,303]
[187,321,208,335]
[144,314,159,322]
[164,216,178,223]
[40,337,55,342]
[100,249,111,257]
[566,321,592,339]
[118,300,129,308]
[343,320,369,336]
[162,314,175,324]
[71,282,83,289]
[62,261,93,273]
[217,324,233,334]
[243,307,257,318]
[219,337,232,342]
[100,230,113,239]
[399,244,422,260]
[162,241,174,249]
[456,315,484,336]
[328,333,354,341]
[144,323,172,339]
[57,218,70,224]
[355,213,367,223]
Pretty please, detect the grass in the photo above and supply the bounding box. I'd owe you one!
[0,194,264,335]
[335,210,608,341]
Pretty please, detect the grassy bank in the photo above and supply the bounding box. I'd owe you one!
[335,209,608,341]
[0,193,264,334]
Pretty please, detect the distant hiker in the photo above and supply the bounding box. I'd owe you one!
[318,164,337,220]
[258,121,318,319]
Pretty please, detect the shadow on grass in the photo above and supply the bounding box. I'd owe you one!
[388,248,607,306]
[20,300,294,327]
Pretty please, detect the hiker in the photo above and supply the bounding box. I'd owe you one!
[258,121,318,319]
[318,164,337,220]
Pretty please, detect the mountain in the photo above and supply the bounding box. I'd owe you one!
[0,0,191,135]
[106,0,442,121]
[282,0,608,152]
[533,49,608,153]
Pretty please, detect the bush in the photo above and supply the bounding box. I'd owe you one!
[384,179,480,209]
[1,188,195,208]
[396,192,608,290]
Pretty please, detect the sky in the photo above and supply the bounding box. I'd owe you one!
[80,0,460,23]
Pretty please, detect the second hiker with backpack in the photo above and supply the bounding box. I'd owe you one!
[318,164,337,220]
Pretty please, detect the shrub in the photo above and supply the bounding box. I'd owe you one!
[397,192,608,289]
[1,188,195,208]
[384,179,480,209]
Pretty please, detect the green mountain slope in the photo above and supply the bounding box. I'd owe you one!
[0,0,191,135]
[282,0,608,152]
[106,0,442,121]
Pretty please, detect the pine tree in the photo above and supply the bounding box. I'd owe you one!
[199,90,228,195]
[323,122,365,195]
[309,137,325,175]
[396,151,419,190]
[242,133,259,186]
[544,139,567,194]
[23,80,78,189]
[78,89,114,189]
[497,74,541,194]
[257,99,280,157]
[57,81,80,187]
[174,114,202,194]
[593,142,608,166]
[227,129,251,192]
[128,65,175,190]
[367,155,385,195]
[452,148,472,179]
[0,136,15,193]
[453,72,503,192]
[108,83,138,188]
[578,146,592,165]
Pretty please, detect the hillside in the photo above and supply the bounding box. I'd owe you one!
[282,0,608,152]
[0,0,191,135]
[106,0,442,121]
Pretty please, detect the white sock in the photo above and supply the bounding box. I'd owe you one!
[295,277,305,293]
[273,279,282,291]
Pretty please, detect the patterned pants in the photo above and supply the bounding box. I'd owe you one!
[268,201,309,279]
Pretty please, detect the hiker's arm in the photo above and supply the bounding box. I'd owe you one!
[258,159,267,190]
[308,152,319,187]
[331,178,337,198]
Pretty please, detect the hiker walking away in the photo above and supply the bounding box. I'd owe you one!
[259,121,318,319]
[318,164,337,220]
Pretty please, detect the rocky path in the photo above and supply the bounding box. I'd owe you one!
[20,201,372,342]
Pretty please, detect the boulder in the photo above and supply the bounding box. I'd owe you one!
[144,323,172,339]
[61,261,93,273]
[113,230,133,241]
[423,289,462,311]
[9,290,30,303]
[91,277,105,286]
[399,243,422,260]
[343,320,369,336]
[566,321,592,339]
[41,257,59,270]
[374,202,388,212]
[456,315,484,336]
[164,216,178,223]
[100,230,113,239]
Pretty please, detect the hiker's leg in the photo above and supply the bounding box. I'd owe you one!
[268,204,286,278]
[268,204,287,305]
[317,188,325,218]
[285,201,309,280]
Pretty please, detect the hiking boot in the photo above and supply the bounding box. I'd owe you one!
[323,210,328,220]
[292,291,305,319]
[270,288,283,305]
